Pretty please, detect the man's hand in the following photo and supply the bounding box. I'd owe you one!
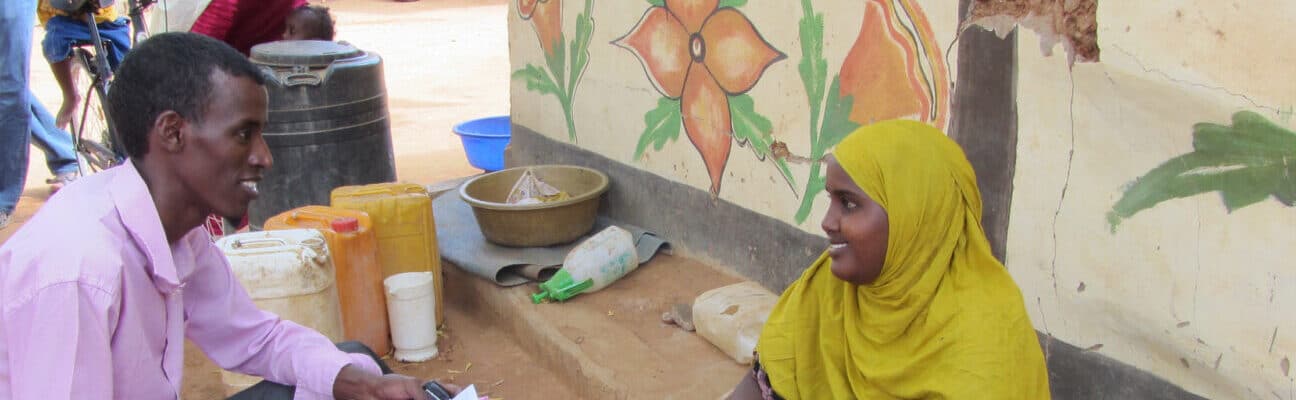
[333,364,460,399]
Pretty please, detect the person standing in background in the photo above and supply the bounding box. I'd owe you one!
[0,0,85,230]
[190,0,307,55]
[0,0,37,230]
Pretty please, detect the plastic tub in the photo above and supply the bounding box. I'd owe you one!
[459,165,609,247]
[453,116,511,172]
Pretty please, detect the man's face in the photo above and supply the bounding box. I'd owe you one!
[176,72,272,219]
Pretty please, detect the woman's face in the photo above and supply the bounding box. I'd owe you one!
[821,155,889,285]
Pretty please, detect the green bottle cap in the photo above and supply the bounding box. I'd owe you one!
[531,269,595,304]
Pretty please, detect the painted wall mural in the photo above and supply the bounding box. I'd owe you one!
[792,0,950,223]
[614,0,788,195]
[513,0,595,141]
[1109,111,1296,230]
[612,0,949,207]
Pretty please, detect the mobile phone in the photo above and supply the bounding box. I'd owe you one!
[423,381,453,400]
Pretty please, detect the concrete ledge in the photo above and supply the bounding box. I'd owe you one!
[443,253,747,399]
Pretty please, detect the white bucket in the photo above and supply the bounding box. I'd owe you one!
[384,271,439,362]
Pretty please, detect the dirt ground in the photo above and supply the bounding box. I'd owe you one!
[9,0,503,241]
[8,0,555,398]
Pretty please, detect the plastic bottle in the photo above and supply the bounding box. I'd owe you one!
[531,226,637,303]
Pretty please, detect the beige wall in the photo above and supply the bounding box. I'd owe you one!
[509,0,959,232]
[510,0,1295,398]
[1009,1,1296,399]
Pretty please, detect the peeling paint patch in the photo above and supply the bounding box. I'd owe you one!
[769,141,819,165]
[965,0,1099,63]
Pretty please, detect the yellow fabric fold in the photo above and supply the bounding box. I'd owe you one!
[755,120,1050,399]
[39,2,121,26]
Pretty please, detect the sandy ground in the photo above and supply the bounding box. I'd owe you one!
[7,0,502,241]
[4,0,568,398]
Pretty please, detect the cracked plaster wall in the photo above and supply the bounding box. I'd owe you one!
[1007,1,1296,398]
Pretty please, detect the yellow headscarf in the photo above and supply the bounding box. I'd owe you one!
[755,120,1050,399]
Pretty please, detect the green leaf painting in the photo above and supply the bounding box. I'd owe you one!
[635,97,682,160]
[819,77,860,150]
[731,94,797,192]
[512,0,595,142]
[511,64,561,97]
[1108,111,1296,231]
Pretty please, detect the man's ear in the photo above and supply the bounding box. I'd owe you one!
[153,110,185,153]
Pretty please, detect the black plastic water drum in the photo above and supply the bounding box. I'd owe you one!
[248,40,396,229]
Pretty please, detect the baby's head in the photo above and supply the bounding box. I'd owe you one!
[284,4,335,41]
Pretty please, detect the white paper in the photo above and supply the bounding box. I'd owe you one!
[452,384,479,400]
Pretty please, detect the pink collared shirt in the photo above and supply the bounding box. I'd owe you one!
[0,162,379,399]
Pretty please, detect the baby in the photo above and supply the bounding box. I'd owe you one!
[283,4,336,41]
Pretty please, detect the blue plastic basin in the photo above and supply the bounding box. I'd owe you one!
[453,116,511,172]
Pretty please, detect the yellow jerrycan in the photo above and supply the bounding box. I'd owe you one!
[331,183,444,326]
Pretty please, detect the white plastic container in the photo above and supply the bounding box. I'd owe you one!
[693,281,779,365]
[384,272,439,362]
[216,229,345,395]
[530,226,638,303]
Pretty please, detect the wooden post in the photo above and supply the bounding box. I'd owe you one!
[949,0,1018,262]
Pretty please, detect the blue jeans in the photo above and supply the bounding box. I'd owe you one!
[28,90,79,178]
[0,0,36,214]
[42,15,132,69]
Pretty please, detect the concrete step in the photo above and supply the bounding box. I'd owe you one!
[443,252,749,399]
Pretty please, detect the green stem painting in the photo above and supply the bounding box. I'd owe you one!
[511,0,595,142]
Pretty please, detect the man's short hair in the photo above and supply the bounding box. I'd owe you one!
[106,32,266,158]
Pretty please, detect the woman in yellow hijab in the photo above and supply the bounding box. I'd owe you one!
[729,120,1049,399]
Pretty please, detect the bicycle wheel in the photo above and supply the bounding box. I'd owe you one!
[70,48,118,173]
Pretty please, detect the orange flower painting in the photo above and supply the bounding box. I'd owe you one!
[616,0,785,194]
[793,0,951,223]
[519,0,563,56]
[839,0,949,128]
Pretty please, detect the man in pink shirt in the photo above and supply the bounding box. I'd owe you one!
[0,33,450,399]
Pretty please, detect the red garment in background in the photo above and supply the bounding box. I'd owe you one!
[190,0,307,55]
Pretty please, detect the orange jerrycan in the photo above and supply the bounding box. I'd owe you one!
[263,206,392,356]
[331,183,444,326]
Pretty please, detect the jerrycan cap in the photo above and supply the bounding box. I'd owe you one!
[331,217,360,233]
